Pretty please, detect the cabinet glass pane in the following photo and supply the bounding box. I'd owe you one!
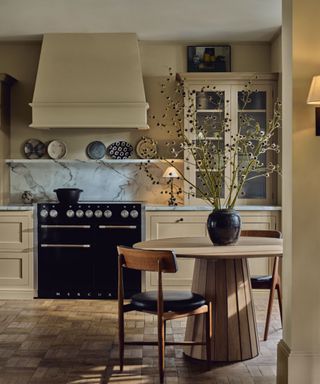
[196,112,225,138]
[238,154,267,199]
[238,91,266,110]
[238,112,266,135]
[196,170,225,199]
[238,107,267,199]
[196,91,224,110]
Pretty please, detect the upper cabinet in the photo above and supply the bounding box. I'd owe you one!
[178,72,279,206]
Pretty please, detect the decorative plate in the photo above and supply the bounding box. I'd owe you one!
[47,140,67,159]
[136,137,158,159]
[86,141,107,160]
[23,138,46,159]
[107,141,133,159]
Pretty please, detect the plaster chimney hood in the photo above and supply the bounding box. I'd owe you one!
[30,33,149,129]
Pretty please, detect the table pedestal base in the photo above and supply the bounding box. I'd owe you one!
[184,258,259,361]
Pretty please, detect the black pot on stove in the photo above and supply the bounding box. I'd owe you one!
[54,188,83,204]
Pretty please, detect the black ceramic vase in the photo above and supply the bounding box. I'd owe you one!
[207,209,241,245]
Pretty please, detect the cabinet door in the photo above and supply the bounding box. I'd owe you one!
[146,213,208,290]
[0,211,34,299]
[232,84,276,205]
[183,85,231,206]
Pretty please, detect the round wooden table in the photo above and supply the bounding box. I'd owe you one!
[134,236,283,362]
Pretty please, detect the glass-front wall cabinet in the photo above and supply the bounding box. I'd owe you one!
[180,73,278,206]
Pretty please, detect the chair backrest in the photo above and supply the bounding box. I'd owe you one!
[117,245,178,273]
[240,229,282,239]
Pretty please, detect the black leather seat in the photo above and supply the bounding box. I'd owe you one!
[131,291,206,312]
[251,275,273,289]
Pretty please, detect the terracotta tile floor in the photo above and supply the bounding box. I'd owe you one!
[0,293,282,383]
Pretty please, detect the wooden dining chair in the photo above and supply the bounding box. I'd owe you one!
[117,245,212,383]
[241,229,282,341]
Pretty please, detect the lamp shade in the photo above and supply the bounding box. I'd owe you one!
[162,166,179,178]
[307,76,320,104]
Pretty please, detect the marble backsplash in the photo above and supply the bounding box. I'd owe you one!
[8,160,184,205]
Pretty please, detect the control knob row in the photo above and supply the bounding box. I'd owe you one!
[40,208,139,219]
[40,209,58,218]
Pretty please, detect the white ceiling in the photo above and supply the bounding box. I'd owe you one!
[0,0,281,42]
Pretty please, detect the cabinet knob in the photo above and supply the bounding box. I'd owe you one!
[176,218,184,222]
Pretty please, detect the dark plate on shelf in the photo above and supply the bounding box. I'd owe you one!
[107,141,133,159]
[23,138,46,159]
[86,141,106,160]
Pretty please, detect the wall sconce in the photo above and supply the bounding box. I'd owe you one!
[162,166,180,206]
[307,75,320,135]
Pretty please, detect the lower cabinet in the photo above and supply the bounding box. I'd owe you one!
[0,211,34,298]
[144,209,280,291]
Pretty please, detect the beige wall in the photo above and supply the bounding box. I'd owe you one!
[278,0,320,383]
[0,40,273,161]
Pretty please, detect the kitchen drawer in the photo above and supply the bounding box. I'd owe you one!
[0,251,30,286]
[0,213,31,251]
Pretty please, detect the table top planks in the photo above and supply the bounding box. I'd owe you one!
[134,236,283,259]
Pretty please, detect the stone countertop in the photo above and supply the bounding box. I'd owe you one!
[145,205,282,211]
[0,204,34,211]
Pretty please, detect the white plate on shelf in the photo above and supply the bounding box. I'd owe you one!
[136,137,158,159]
[47,140,67,159]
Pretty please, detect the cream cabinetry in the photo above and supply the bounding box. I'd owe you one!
[0,211,34,298]
[178,73,278,206]
[144,209,280,291]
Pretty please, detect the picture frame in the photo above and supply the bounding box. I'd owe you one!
[187,45,231,72]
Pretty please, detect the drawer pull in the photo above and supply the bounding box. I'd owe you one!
[176,218,184,222]
[41,225,91,229]
[98,225,137,229]
[41,244,91,248]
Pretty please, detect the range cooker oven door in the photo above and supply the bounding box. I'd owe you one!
[38,225,94,298]
[94,224,141,299]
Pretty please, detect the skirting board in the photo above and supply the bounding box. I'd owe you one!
[277,339,320,384]
[0,289,35,299]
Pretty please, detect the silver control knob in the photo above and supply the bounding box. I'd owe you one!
[130,209,139,219]
[85,209,93,218]
[76,209,84,218]
[104,209,112,218]
[94,210,103,218]
[40,209,48,218]
[49,209,58,218]
[120,209,129,218]
[66,209,75,218]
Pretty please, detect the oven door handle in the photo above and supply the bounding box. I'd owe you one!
[40,244,91,248]
[40,225,91,229]
[98,225,137,229]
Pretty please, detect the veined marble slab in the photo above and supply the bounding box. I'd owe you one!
[0,205,34,211]
[8,160,184,204]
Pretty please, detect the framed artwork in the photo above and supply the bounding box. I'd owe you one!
[187,45,231,72]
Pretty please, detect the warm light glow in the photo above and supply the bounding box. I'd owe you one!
[162,166,179,178]
[307,75,320,104]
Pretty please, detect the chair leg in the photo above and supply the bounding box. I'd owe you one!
[276,283,283,325]
[158,318,165,383]
[205,302,212,364]
[118,311,125,371]
[264,284,276,341]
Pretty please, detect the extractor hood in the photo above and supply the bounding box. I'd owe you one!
[30,33,149,129]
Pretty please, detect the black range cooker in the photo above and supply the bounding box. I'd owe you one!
[37,202,143,299]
